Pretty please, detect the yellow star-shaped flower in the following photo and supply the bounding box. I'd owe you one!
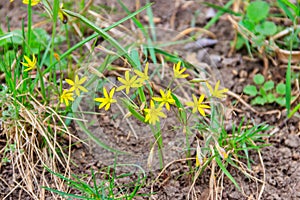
[22,0,40,6]
[60,89,74,106]
[65,75,88,96]
[144,100,167,125]
[173,61,189,79]
[21,55,37,72]
[116,71,141,94]
[134,62,150,84]
[186,94,210,116]
[152,89,175,111]
[94,87,117,111]
[206,80,229,99]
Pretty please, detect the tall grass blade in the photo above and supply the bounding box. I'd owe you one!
[44,3,152,75]
[215,156,240,190]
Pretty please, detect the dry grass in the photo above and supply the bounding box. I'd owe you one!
[0,92,79,199]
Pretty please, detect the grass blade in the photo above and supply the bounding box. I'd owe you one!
[44,3,152,75]
[204,0,234,30]
[204,2,242,16]
[215,156,240,190]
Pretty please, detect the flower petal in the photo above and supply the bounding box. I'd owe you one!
[79,76,87,84]
[65,79,74,86]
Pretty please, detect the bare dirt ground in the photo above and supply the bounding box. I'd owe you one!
[1,0,300,199]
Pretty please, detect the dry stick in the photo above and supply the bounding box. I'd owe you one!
[170,0,180,30]
[227,91,258,113]
[174,79,192,101]
[219,173,225,200]
[279,65,300,70]
[209,146,215,200]
[227,90,283,118]
[79,0,93,15]
[254,141,266,200]
[88,10,134,41]
[72,22,93,54]
[187,157,212,200]
[150,158,194,200]
[172,27,217,42]
[230,157,264,183]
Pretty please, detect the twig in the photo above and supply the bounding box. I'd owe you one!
[227,91,258,113]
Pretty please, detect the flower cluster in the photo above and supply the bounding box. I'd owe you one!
[60,75,88,106]
[93,62,229,127]
[94,63,150,113]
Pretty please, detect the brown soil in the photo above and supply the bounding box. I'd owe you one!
[1,0,300,200]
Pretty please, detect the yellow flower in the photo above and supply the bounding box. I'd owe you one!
[173,61,189,79]
[60,89,74,106]
[21,55,37,72]
[65,75,88,96]
[134,62,150,84]
[10,0,14,2]
[144,100,167,125]
[58,3,68,24]
[152,89,175,111]
[94,87,117,111]
[116,71,141,94]
[22,0,40,6]
[206,80,229,99]
[186,94,210,116]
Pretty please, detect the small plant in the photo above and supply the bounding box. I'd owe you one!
[0,0,276,199]
[243,73,294,106]
[44,164,147,200]
[233,0,277,51]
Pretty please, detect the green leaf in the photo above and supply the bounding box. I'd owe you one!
[240,19,255,32]
[243,85,257,96]
[260,88,267,98]
[263,80,274,91]
[276,97,286,106]
[251,96,267,105]
[10,30,24,45]
[246,1,270,23]
[276,83,286,95]
[255,21,277,36]
[253,74,265,85]
[267,93,276,103]
[234,35,245,50]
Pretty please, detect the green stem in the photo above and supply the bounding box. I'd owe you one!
[49,0,60,104]
[27,0,32,53]
[184,126,191,169]
[151,125,164,168]
[36,56,46,101]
